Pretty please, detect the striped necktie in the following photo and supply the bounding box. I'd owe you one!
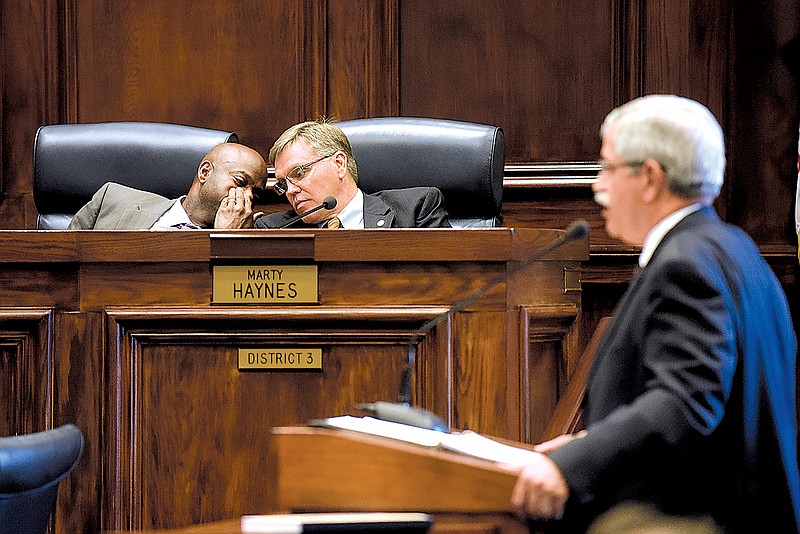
[325,217,342,229]
[170,222,201,230]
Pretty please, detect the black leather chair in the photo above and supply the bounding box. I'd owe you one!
[0,424,84,534]
[337,117,505,228]
[33,122,238,229]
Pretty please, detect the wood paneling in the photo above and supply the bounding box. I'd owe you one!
[70,0,301,152]
[517,304,580,443]
[398,0,613,162]
[327,0,399,119]
[54,311,103,534]
[727,0,800,245]
[0,229,585,532]
[640,0,729,111]
[1,0,798,249]
[0,0,62,227]
[104,310,419,529]
[0,309,54,436]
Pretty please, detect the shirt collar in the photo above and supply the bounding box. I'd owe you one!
[150,196,194,230]
[639,203,703,267]
[320,190,364,229]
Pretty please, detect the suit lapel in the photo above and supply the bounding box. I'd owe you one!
[363,193,395,228]
[585,207,717,401]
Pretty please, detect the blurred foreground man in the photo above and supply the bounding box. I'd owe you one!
[509,95,800,533]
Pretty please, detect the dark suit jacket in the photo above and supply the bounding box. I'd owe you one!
[67,182,175,229]
[255,187,451,228]
[548,207,800,533]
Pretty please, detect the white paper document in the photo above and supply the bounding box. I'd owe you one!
[438,430,540,466]
[241,512,433,533]
[316,415,444,446]
[318,415,539,466]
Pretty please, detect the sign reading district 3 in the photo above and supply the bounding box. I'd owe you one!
[238,348,322,370]
[212,265,318,304]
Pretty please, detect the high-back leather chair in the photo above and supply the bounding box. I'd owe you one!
[33,122,238,229]
[0,424,84,534]
[337,117,505,228]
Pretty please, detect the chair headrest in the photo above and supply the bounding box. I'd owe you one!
[33,122,237,228]
[0,424,84,494]
[337,117,504,226]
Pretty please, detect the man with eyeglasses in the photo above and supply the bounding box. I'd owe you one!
[254,120,451,229]
[67,143,267,229]
[506,95,799,533]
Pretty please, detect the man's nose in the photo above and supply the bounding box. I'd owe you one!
[286,179,302,193]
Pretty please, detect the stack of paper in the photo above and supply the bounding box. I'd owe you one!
[241,512,433,533]
[315,416,540,466]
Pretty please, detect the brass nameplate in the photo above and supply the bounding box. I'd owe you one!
[563,267,582,293]
[212,265,318,304]
[238,348,322,370]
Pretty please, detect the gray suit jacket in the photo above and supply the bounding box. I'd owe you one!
[255,187,451,228]
[67,183,175,229]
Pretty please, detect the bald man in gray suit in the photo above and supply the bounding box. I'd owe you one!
[67,143,267,230]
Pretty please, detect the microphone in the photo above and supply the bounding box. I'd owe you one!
[362,220,590,432]
[277,196,337,229]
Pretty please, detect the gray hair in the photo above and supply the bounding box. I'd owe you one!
[269,119,359,184]
[601,95,725,201]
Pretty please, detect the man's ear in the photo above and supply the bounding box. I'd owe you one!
[198,160,212,184]
[640,159,666,203]
[333,151,347,179]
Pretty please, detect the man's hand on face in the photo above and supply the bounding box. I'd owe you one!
[214,187,264,229]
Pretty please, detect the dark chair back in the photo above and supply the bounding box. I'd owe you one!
[0,424,84,534]
[337,117,504,228]
[33,122,238,229]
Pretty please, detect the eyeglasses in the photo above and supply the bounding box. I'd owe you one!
[273,153,335,195]
[597,160,646,174]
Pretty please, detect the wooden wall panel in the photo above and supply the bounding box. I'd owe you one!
[398,0,614,162]
[727,0,800,245]
[70,0,302,153]
[639,0,731,219]
[451,311,508,437]
[0,0,797,247]
[640,0,729,116]
[102,308,447,530]
[0,309,54,436]
[326,0,398,119]
[54,311,103,534]
[0,0,62,228]
[518,305,580,443]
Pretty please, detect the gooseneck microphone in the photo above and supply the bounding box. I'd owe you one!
[277,196,337,229]
[359,220,590,432]
[408,219,590,347]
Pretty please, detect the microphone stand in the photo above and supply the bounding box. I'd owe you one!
[277,196,338,229]
[358,220,590,432]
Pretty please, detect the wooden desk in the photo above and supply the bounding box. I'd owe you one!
[0,228,586,533]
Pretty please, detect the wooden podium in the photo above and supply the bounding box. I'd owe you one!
[272,426,531,533]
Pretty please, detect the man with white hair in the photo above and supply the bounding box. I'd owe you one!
[508,95,800,532]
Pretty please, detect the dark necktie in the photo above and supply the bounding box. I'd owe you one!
[170,222,201,230]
